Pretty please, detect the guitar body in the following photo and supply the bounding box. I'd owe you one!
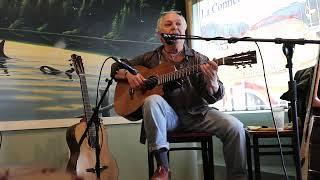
[114,64,174,118]
[66,121,118,180]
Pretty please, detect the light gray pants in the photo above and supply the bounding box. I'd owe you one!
[143,95,247,180]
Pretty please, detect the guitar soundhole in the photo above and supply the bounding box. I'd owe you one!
[143,76,158,90]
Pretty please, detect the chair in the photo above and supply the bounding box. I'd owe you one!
[245,128,296,180]
[140,123,215,180]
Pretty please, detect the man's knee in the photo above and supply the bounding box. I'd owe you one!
[226,117,245,135]
[143,95,165,116]
[144,94,164,107]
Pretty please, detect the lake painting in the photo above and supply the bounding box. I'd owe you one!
[0,0,185,121]
[0,40,117,121]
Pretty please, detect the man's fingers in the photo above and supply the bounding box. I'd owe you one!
[200,63,218,82]
[128,74,146,89]
[208,61,218,70]
[200,64,213,78]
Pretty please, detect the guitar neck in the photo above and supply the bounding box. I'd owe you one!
[79,74,94,123]
[157,56,231,85]
[313,62,320,108]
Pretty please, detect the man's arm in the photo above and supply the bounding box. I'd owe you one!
[110,54,147,79]
[110,55,147,89]
[203,78,225,103]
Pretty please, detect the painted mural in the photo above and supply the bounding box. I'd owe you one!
[0,0,185,121]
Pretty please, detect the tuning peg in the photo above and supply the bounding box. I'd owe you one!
[236,65,239,69]
[242,64,246,68]
[249,64,252,67]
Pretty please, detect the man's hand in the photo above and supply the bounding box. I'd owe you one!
[115,69,146,89]
[126,72,146,89]
[200,60,219,95]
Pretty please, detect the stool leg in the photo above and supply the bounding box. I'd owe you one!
[148,148,154,180]
[253,136,261,180]
[208,137,214,180]
[246,131,253,180]
[201,141,209,180]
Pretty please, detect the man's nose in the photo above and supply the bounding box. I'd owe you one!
[171,24,178,30]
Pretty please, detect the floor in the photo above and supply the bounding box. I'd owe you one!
[213,166,295,180]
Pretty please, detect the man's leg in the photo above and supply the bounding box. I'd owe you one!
[182,109,247,180]
[143,95,179,179]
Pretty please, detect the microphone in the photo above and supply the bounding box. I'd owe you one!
[161,33,177,45]
[113,57,138,75]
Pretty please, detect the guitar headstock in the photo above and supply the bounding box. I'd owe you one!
[70,54,85,76]
[215,50,257,68]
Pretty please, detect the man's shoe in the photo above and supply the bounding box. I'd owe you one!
[151,165,170,180]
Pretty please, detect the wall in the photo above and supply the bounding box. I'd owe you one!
[0,111,296,180]
[0,121,198,180]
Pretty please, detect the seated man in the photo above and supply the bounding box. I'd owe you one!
[111,10,247,180]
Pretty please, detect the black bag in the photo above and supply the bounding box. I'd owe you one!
[280,66,315,122]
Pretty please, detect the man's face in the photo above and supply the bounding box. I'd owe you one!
[159,12,187,35]
[158,12,187,45]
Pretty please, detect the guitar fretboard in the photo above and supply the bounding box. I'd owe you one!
[157,51,255,85]
[79,74,96,147]
[158,63,200,85]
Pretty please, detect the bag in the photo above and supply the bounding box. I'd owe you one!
[280,66,316,122]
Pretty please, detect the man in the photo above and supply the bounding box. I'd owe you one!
[111,10,247,180]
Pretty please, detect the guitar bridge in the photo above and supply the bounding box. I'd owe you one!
[129,88,135,100]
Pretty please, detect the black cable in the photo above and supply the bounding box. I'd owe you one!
[95,57,113,107]
[0,131,2,150]
[254,42,289,180]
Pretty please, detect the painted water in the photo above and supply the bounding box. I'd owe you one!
[0,41,115,121]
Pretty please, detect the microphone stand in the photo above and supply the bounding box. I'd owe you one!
[78,76,114,179]
[170,34,320,180]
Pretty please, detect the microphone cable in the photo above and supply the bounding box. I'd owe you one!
[95,57,114,107]
[254,41,289,180]
[0,131,2,150]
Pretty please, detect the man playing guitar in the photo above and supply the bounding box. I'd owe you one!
[111,10,247,180]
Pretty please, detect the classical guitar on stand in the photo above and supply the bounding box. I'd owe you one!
[114,51,257,120]
[66,54,118,180]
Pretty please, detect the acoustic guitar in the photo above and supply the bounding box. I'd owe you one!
[301,57,320,180]
[114,51,257,120]
[66,54,118,180]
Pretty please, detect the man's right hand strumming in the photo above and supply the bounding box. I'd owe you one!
[115,69,146,89]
